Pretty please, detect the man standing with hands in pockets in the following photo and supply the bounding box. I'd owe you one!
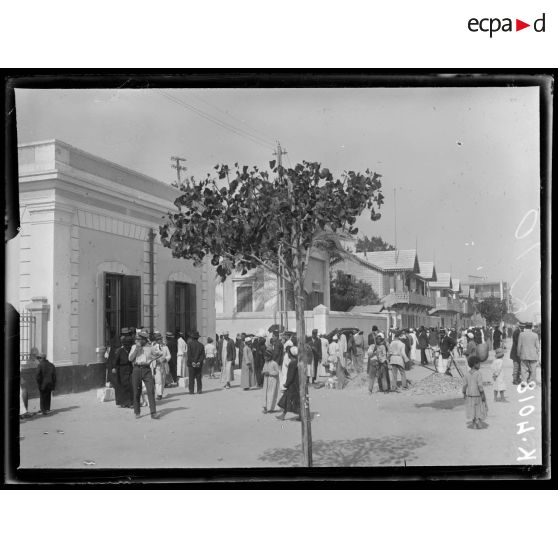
[129,331,163,419]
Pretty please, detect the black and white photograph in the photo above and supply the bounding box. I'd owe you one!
[5,75,549,478]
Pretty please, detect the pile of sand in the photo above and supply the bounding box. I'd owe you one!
[404,372,464,396]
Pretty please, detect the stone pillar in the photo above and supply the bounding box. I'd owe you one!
[26,296,50,358]
[313,304,329,335]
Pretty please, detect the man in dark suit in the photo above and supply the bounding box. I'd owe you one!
[418,326,429,365]
[165,331,178,386]
[310,329,322,383]
[270,330,283,366]
[510,324,524,385]
[36,353,56,415]
[187,331,206,394]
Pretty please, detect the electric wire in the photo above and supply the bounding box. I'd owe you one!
[156,90,275,150]
[187,90,276,147]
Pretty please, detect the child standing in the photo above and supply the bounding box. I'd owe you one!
[491,348,507,401]
[462,355,488,429]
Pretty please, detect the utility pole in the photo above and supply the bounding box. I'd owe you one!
[393,185,398,249]
[274,141,288,330]
[273,141,287,169]
[171,156,188,186]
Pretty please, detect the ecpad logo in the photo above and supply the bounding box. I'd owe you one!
[468,13,546,37]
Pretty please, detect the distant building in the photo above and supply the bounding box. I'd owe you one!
[215,251,330,336]
[333,249,441,329]
[462,277,512,311]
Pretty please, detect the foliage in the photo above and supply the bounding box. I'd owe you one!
[160,160,384,467]
[477,297,508,325]
[355,235,395,253]
[160,161,384,288]
[330,270,380,312]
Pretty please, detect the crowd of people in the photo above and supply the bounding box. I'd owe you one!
[19,320,541,426]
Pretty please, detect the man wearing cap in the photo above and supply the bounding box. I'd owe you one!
[36,353,56,415]
[220,331,236,389]
[129,331,163,419]
[517,322,540,385]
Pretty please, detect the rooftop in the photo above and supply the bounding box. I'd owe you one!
[354,249,420,272]
[418,261,437,281]
[429,272,452,289]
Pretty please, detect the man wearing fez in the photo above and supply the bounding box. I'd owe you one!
[129,331,163,419]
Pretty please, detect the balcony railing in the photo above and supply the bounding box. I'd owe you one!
[382,291,436,308]
[434,297,463,313]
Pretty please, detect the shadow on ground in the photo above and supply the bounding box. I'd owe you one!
[158,406,189,418]
[42,405,80,416]
[415,398,465,410]
[258,435,427,467]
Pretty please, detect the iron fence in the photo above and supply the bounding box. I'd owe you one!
[20,310,36,361]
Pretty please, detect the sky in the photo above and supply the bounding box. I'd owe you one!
[15,86,542,320]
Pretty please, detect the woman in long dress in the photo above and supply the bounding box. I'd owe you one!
[277,346,300,420]
[262,349,280,413]
[280,334,293,389]
[241,337,256,389]
[463,355,488,428]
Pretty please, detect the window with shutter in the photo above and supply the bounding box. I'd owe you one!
[236,285,253,312]
[168,281,197,335]
[166,281,176,333]
[123,275,141,329]
[104,273,141,345]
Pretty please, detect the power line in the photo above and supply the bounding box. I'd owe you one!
[187,91,276,146]
[156,90,275,150]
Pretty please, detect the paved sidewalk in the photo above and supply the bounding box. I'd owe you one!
[19,354,542,468]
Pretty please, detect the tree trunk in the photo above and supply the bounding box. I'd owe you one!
[294,277,313,467]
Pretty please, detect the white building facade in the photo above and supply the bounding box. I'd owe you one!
[7,140,215,391]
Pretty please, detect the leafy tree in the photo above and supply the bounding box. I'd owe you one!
[355,235,395,252]
[160,160,384,466]
[477,297,508,325]
[330,270,380,311]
